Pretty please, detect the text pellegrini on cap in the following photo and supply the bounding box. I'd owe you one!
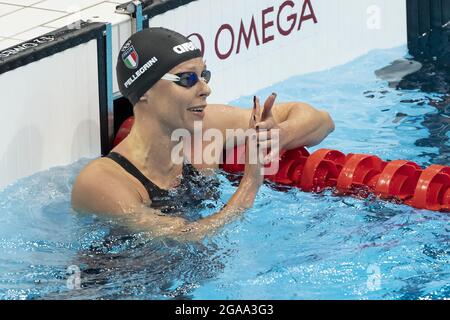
[124,57,158,88]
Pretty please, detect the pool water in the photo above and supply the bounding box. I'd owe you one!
[0,46,449,300]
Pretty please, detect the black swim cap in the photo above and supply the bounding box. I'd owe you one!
[116,27,202,105]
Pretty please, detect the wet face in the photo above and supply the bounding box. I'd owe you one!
[145,57,211,133]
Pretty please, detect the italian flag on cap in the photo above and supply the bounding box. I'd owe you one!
[124,50,138,69]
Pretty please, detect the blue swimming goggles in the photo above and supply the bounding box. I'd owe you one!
[161,70,211,88]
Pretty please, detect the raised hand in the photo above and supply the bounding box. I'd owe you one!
[255,93,280,165]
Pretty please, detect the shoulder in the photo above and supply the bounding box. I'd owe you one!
[71,157,147,215]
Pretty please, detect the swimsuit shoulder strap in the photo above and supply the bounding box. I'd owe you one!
[105,152,167,198]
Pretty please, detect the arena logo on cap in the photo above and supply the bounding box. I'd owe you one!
[121,41,139,69]
[173,42,198,54]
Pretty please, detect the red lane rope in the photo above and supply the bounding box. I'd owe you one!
[114,116,450,212]
[222,144,450,212]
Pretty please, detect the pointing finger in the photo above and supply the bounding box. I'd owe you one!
[261,93,277,121]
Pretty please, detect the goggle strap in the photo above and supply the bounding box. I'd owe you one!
[161,74,181,81]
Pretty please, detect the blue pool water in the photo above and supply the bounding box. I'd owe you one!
[0,46,449,300]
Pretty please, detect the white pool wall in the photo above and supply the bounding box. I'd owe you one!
[147,0,407,103]
[0,41,102,189]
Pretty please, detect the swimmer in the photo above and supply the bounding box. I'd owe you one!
[71,27,334,242]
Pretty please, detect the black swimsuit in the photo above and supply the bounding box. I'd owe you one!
[105,152,220,221]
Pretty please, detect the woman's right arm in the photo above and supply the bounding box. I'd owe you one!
[72,145,264,243]
[126,168,263,242]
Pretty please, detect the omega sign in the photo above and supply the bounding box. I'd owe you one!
[187,0,317,60]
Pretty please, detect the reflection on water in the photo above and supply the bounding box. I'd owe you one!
[397,61,450,165]
[399,62,449,165]
[375,57,450,165]
[46,225,227,300]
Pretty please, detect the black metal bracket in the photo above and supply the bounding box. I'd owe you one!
[407,0,450,66]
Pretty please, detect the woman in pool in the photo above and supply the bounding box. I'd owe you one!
[71,27,334,241]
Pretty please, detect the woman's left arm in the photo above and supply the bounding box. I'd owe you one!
[270,101,335,149]
[204,99,335,151]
